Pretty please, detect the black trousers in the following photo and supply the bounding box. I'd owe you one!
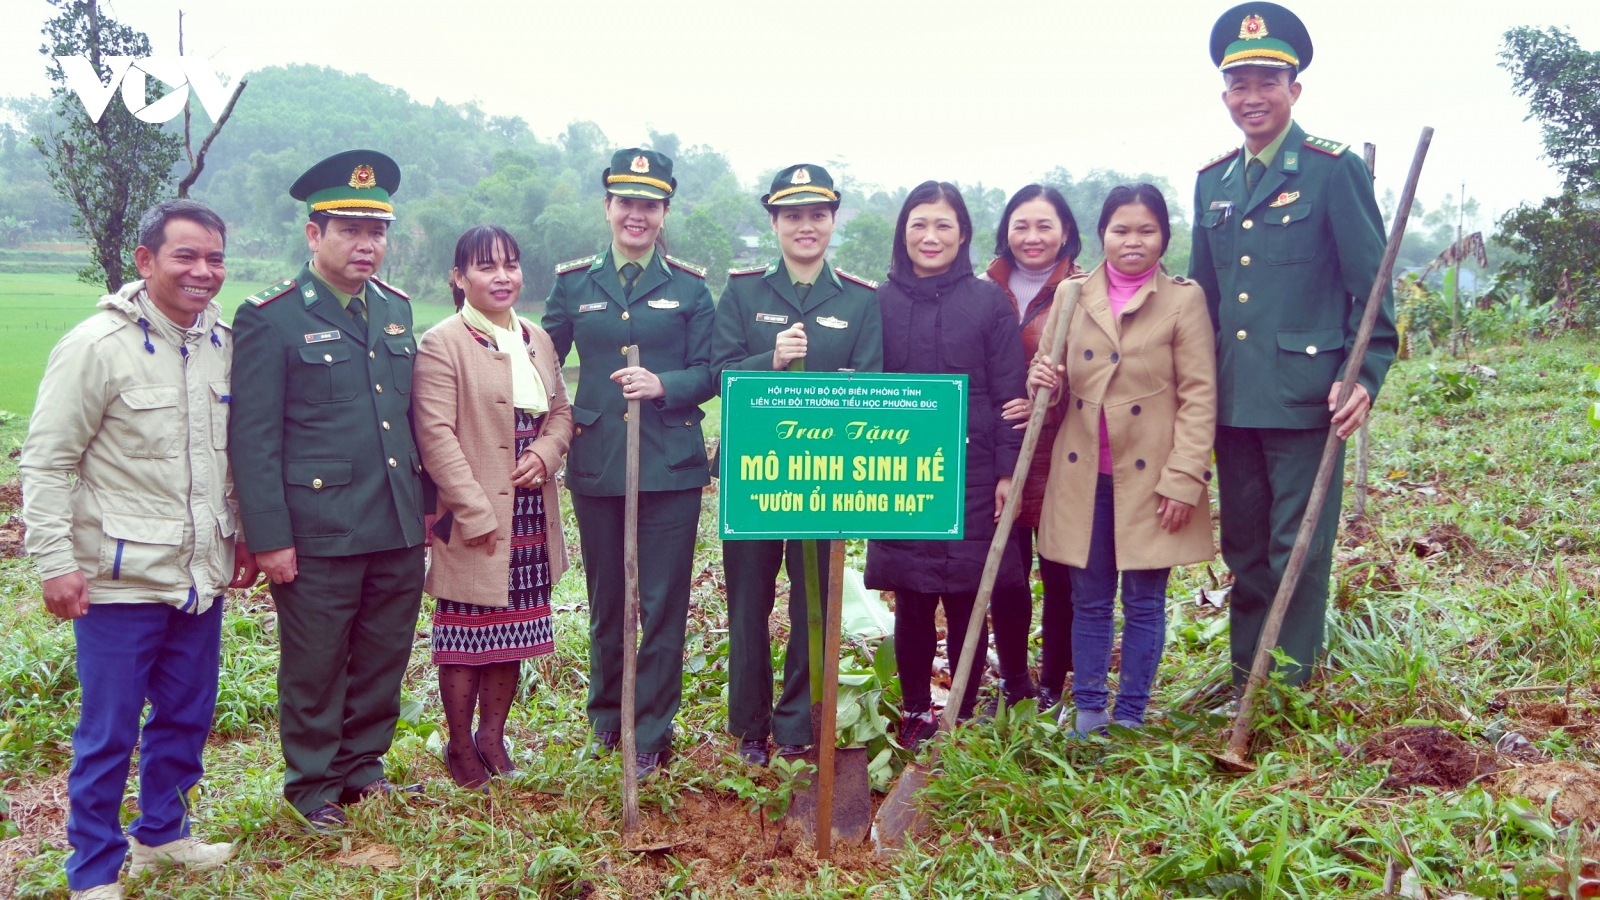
[895,590,985,719]
[991,524,1075,697]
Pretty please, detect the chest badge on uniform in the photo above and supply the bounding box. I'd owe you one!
[648,299,680,309]
[755,313,789,325]
[1269,191,1301,208]
[578,301,609,313]
[304,330,341,343]
[816,316,848,329]
[384,323,406,335]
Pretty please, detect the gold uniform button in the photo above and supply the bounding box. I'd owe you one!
[575,426,583,435]
[381,421,391,430]
[621,311,630,321]
[622,412,629,422]
[375,383,383,393]
[1282,214,1292,224]
[323,353,333,362]
[1240,255,1252,266]
[312,478,324,490]
[388,457,397,468]
[1242,219,1254,230]
[620,346,628,355]
[1236,330,1248,340]
[1238,292,1249,303]
[1306,345,1318,356]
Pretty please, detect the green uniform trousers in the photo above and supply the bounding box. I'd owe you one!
[571,488,702,754]
[723,538,831,747]
[271,544,425,814]
[1216,426,1343,688]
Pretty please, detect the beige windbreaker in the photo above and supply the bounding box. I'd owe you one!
[20,281,238,613]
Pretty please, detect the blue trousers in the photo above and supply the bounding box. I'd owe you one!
[1069,475,1170,725]
[67,599,222,890]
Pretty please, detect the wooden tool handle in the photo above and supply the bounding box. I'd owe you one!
[941,279,1083,736]
[621,344,642,832]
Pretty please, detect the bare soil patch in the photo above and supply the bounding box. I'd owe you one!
[1495,761,1600,827]
[1362,725,1500,790]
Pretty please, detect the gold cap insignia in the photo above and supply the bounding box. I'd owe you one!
[349,164,377,189]
[792,167,812,185]
[630,155,650,173]
[1239,14,1267,40]
[384,323,406,335]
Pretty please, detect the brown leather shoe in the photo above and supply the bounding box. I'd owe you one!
[337,777,422,805]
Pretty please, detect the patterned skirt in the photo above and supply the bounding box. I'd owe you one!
[430,408,556,665]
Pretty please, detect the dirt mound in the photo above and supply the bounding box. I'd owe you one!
[1495,762,1600,827]
[1363,725,1499,790]
[1519,701,1573,728]
[0,480,21,511]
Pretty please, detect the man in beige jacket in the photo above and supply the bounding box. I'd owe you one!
[21,200,257,900]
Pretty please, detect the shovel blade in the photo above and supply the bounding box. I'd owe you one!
[873,761,930,850]
[784,745,872,846]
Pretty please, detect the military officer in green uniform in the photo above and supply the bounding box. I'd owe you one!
[712,164,883,766]
[1188,3,1397,687]
[541,148,716,779]
[230,150,429,829]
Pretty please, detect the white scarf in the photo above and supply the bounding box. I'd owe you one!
[460,304,547,414]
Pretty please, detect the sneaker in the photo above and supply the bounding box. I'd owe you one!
[70,885,124,900]
[737,739,770,767]
[127,834,235,876]
[899,712,938,752]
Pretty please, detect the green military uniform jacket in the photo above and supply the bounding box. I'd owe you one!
[542,248,716,496]
[1189,121,1398,429]
[712,259,883,375]
[230,263,428,555]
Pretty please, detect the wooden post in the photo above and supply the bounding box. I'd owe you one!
[815,539,847,859]
[621,345,642,834]
[1353,142,1378,523]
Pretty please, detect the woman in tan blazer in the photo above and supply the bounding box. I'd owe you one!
[414,225,572,788]
[1029,184,1217,736]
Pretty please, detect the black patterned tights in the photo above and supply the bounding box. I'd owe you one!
[439,661,521,782]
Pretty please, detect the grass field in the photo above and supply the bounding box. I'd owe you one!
[2,296,1596,895]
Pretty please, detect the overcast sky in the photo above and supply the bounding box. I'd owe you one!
[2,0,1596,231]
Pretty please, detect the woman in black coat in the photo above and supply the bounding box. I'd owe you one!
[864,181,1029,750]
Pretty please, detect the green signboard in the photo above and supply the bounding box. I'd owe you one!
[718,372,968,540]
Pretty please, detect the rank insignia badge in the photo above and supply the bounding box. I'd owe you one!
[1269,191,1301,208]
[384,323,406,335]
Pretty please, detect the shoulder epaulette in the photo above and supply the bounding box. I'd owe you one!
[666,255,707,279]
[1303,135,1349,157]
[369,275,409,301]
[728,264,768,277]
[836,269,879,290]
[555,255,598,275]
[245,278,296,307]
[1198,147,1240,173]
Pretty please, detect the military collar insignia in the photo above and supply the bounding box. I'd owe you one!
[1269,191,1301,208]
[305,330,341,343]
[816,316,848,329]
[1283,151,1299,172]
[1199,147,1240,173]
[245,278,297,307]
[302,285,317,304]
[630,155,650,173]
[647,298,680,309]
[384,322,406,335]
[1303,135,1350,157]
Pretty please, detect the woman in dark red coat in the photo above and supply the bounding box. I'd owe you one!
[985,185,1084,712]
[864,181,1029,750]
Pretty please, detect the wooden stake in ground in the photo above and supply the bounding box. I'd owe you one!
[621,345,642,833]
[1213,127,1433,774]
[875,279,1083,847]
[815,539,847,860]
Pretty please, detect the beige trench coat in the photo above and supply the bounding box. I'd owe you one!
[1036,265,1218,570]
[414,313,572,607]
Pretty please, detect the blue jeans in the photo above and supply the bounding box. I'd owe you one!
[67,599,222,890]
[1069,475,1170,725]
